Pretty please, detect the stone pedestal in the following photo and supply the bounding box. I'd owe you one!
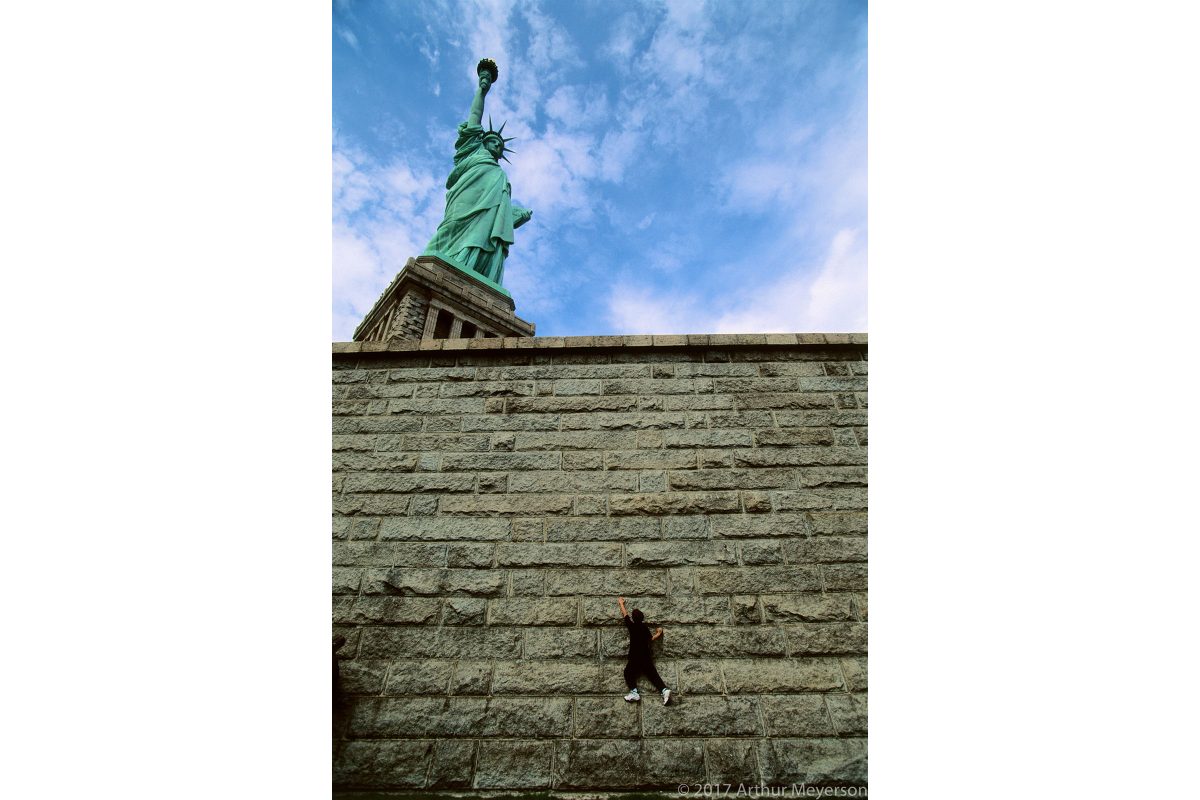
[353,256,536,342]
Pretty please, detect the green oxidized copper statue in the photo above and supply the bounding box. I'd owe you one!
[423,58,532,292]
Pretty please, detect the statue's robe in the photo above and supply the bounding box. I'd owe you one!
[424,122,526,286]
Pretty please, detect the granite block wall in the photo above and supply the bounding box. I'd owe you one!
[332,334,867,792]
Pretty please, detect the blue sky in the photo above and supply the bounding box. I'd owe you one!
[333,0,866,340]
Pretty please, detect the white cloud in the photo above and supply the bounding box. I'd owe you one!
[604,228,867,335]
[337,27,359,49]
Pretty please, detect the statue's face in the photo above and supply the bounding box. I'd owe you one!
[483,136,504,160]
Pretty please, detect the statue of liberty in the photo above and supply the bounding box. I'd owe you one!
[423,59,532,291]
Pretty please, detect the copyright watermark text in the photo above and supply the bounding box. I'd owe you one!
[676,784,865,798]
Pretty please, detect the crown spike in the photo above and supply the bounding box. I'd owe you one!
[497,120,506,136]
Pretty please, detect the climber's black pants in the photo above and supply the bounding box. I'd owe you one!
[624,656,666,691]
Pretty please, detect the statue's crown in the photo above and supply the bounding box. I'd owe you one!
[484,116,516,162]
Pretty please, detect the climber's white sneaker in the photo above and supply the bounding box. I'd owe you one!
[662,688,671,705]
[624,689,641,702]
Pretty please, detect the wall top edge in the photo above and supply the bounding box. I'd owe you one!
[332,332,866,355]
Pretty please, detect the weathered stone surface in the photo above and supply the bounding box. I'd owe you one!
[554,739,642,789]
[495,542,622,567]
[609,491,740,516]
[383,661,453,695]
[525,628,596,658]
[332,338,867,791]
[545,517,661,541]
[827,692,868,734]
[359,627,522,658]
[760,694,835,735]
[721,658,845,693]
[333,740,433,788]
[626,541,738,567]
[785,623,868,655]
[642,696,761,736]
[474,740,554,789]
[759,737,866,785]
[573,697,640,737]
[677,660,725,693]
[659,627,787,658]
[706,739,760,785]
[544,568,668,596]
[694,566,822,594]
[363,568,505,597]
[762,594,857,622]
[379,517,510,541]
[439,494,574,516]
[488,597,577,625]
[428,739,476,788]
[350,697,571,737]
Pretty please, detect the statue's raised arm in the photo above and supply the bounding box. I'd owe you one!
[422,58,532,293]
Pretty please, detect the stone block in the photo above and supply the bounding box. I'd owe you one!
[490,661,622,694]
[525,628,596,658]
[560,412,688,430]
[449,660,492,694]
[514,430,638,450]
[822,564,867,591]
[677,660,724,693]
[762,594,857,622]
[383,661,453,695]
[439,494,574,516]
[721,658,845,693]
[669,469,796,491]
[332,452,420,472]
[760,695,835,735]
[489,597,578,625]
[640,738,706,786]
[461,412,561,431]
[507,471,639,493]
[339,597,442,625]
[626,541,738,567]
[510,570,544,595]
[553,739,643,789]
[332,542,445,567]
[733,447,868,468]
[604,450,697,470]
[709,514,809,538]
[660,627,787,659]
[582,596,730,625]
[474,740,555,789]
[735,393,835,410]
[841,657,868,690]
[808,511,868,534]
[785,537,867,563]
[439,380,534,397]
[332,740,432,789]
[545,569,667,596]
[439,452,561,471]
[428,739,476,788]
[740,540,785,565]
[664,516,709,539]
[379,517,510,541]
[363,568,505,597]
[642,696,761,736]
[359,627,522,658]
[609,491,740,516]
[445,543,495,568]
[732,594,761,624]
[349,697,571,738]
[759,738,866,786]
[495,543,623,567]
[441,597,488,625]
[546,517,661,542]
[827,692,867,734]
[573,697,640,738]
[693,566,821,594]
[332,568,361,595]
[770,488,868,511]
[507,396,637,413]
[338,659,388,695]
[705,739,760,785]
[785,623,868,655]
